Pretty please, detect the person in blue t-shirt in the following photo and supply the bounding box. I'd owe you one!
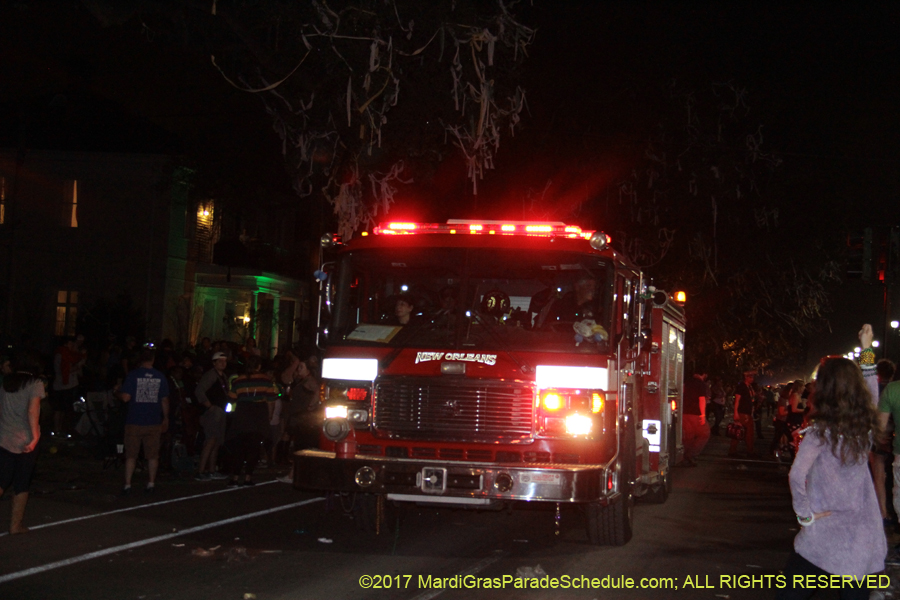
[119,348,169,496]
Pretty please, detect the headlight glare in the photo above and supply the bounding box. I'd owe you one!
[542,392,563,411]
[565,414,593,436]
[325,405,349,419]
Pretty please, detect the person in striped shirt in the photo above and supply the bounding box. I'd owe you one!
[224,356,278,486]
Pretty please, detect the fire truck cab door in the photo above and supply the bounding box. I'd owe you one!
[616,273,644,474]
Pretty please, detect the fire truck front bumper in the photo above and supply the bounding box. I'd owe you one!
[292,450,619,505]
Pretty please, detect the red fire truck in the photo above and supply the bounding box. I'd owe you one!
[293,220,686,545]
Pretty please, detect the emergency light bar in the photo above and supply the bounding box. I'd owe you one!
[373,220,595,239]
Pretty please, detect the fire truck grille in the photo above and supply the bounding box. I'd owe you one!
[373,378,535,442]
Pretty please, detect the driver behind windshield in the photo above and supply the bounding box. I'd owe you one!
[433,286,459,328]
[542,275,598,325]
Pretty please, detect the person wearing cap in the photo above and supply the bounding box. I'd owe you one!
[119,348,169,495]
[194,351,229,480]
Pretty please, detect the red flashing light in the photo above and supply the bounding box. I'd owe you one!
[346,387,369,401]
[372,220,598,240]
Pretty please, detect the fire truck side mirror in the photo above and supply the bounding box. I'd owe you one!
[651,290,668,306]
[320,233,343,248]
[640,327,652,339]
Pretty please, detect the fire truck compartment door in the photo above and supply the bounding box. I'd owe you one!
[642,419,661,452]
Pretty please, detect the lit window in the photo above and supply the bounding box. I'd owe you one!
[193,201,216,262]
[197,203,213,222]
[55,290,78,336]
[65,180,78,227]
[0,176,5,224]
[70,180,78,227]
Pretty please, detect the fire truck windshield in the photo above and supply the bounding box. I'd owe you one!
[329,247,613,353]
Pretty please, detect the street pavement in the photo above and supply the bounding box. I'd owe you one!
[1,417,898,599]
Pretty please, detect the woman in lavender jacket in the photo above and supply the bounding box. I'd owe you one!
[777,356,886,600]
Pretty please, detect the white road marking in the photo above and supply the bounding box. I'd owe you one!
[0,496,324,584]
[0,480,279,538]
[408,551,507,600]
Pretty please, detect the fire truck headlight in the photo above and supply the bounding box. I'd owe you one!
[323,417,351,442]
[325,405,349,419]
[321,358,378,381]
[348,408,369,424]
[536,365,608,390]
[542,392,563,411]
[565,414,593,436]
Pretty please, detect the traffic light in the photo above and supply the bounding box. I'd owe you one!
[889,227,900,285]
[847,230,863,279]
[847,228,875,282]
[847,227,900,284]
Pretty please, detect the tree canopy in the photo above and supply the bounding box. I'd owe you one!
[75,1,846,378]
[534,79,841,379]
[90,0,536,239]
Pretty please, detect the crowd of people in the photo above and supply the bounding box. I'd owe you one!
[680,324,897,597]
[118,338,323,493]
[680,359,895,468]
[0,333,323,529]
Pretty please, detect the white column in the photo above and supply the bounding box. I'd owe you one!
[271,294,281,358]
[250,291,258,341]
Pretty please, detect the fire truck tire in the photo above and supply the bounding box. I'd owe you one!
[586,490,634,546]
[587,450,634,545]
[642,470,670,504]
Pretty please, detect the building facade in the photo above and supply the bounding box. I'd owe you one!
[0,148,310,358]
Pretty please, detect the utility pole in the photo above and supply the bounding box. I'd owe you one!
[848,225,900,363]
[886,226,900,363]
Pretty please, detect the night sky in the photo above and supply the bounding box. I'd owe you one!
[2,1,899,377]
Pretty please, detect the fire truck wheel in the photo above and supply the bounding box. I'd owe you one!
[642,470,670,504]
[586,453,634,545]
[586,490,634,546]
